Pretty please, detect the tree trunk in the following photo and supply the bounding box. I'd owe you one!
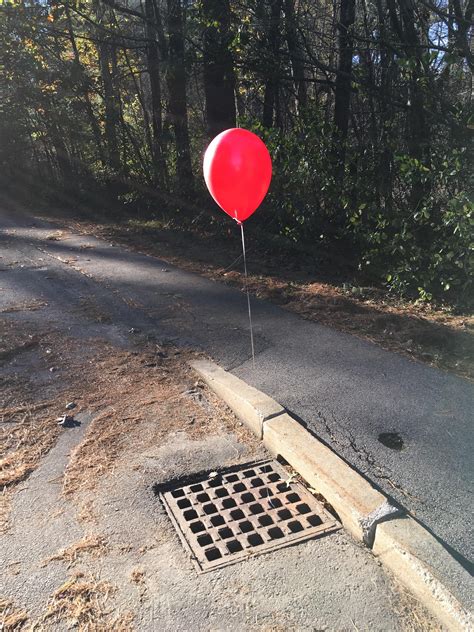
[202,0,236,137]
[332,0,356,186]
[451,0,474,71]
[49,117,74,183]
[166,0,194,189]
[262,0,282,128]
[93,0,121,173]
[397,0,430,211]
[284,0,307,115]
[145,0,167,186]
[65,3,105,167]
[375,0,395,209]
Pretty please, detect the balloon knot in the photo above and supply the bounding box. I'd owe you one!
[235,219,243,226]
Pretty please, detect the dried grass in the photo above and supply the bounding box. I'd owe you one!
[61,347,184,496]
[42,534,107,567]
[62,348,258,498]
[0,300,47,314]
[77,499,96,524]
[45,230,65,241]
[0,320,105,492]
[389,577,442,632]
[62,407,129,496]
[0,415,60,488]
[37,572,115,630]
[77,297,112,324]
[130,569,145,585]
[1,315,256,510]
[110,610,135,630]
[0,597,28,631]
[0,458,34,488]
[0,320,68,491]
[129,569,147,605]
[33,573,135,631]
[0,402,51,418]
[0,490,12,534]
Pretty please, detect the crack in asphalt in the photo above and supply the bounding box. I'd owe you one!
[314,406,421,503]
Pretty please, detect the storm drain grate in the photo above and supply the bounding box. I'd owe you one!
[159,459,340,572]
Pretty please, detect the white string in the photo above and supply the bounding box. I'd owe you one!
[240,222,255,368]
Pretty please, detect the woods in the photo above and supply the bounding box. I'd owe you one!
[0,0,472,304]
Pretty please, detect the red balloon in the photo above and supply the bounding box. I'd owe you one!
[203,128,272,223]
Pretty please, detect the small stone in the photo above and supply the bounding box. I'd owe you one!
[57,415,75,428]
[209,471,218,479]
[65,402,76,410]
[49,367,56,372]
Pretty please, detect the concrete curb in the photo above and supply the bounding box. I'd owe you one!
[263,412,389,543]
[190,360,284,438]
[190,358,473,631]
[373,517,473,631]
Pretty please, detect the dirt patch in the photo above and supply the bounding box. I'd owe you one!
[1,314,257,516]
[62,347,258,499]
[47,215,473,381]
[77,297,113,324]
[0,337,39,364]
[1,318,79,490]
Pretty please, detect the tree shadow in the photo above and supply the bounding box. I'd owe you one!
[2,207,473,381]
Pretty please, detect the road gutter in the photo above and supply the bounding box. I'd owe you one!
[191,358,473,632]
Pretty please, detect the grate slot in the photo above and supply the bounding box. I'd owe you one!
[288,520,304,533]
[197,534,213,547]
[160,459,340,572]
[230,509,245,521]
[210,515,225,527]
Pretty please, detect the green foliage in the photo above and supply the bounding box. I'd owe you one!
[357,148,473,305]
[243,111,337,238]
[240,113,473,306]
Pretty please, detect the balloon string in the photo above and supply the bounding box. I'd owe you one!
[240,222,255,368]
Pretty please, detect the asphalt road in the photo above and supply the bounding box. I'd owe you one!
[1,205,473,569]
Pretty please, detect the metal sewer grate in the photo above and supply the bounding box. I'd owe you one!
[159,459,340,572]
